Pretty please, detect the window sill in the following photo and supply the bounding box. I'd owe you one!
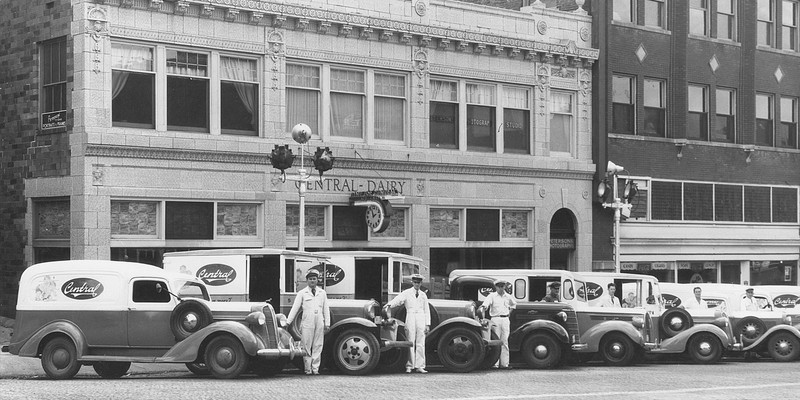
[688,35,740,47]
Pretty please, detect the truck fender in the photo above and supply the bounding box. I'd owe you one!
[427,317,484,344]
[741,324,800,352]
[329,317,378,334]
[659,324,729,352]
[158,320,259,363]
[579,321,644,353]
[509,320,569,352]
[14,320,88,359]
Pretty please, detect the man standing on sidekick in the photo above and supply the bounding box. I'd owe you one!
[386,273,430,373]
[479,280,517,369]
[286,269,330,375]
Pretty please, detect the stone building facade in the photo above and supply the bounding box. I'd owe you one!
[0,0,596,316]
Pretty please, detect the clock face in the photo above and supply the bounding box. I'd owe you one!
[366,204,384,230]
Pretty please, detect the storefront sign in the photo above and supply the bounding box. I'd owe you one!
[621,263,637,271]
[652,262,668,270]
[296,178,406,195]
[678,262,691,270]
[41,111,66,129]
[550,238,575,249]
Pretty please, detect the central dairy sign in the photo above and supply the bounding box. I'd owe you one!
[294,178,407,194]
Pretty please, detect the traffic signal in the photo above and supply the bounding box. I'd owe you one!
[597,178,612,204]
[313,147,334,179]
[623,179,638,204]
[270,145,295,179]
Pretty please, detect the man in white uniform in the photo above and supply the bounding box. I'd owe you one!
[386,273,430,373]
[478,280,517,369]
[683,286,708,310]
[600,283,621,307]
[286,269,330,375]
[740,287,761,311]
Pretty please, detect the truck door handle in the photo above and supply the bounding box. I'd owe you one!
[527,310,538,315]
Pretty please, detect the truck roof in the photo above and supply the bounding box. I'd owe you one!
[21,260,189,282]
[163,248,329,261]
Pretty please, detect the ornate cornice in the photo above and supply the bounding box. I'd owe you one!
[99,0,598,62]
[286,48,409,71]
[85,144,593,180]
[110,26,268,54]
[430,64,536,86]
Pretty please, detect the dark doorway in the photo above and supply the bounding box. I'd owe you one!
[355,257,387,304]
[549,208,576,271]
[249,255,281,312]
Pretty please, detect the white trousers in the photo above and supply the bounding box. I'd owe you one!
[301,313,325,373]
[405,312,427,369]
[491,316,510,367]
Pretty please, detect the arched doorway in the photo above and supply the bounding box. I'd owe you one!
[550,208,576,270]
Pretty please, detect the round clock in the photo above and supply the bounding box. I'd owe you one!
[365,203,391,233]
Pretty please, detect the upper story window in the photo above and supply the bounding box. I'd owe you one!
[644,0,666,28]
[717,0,736,40]
[756,93,774,146]
[503,87,531,154]
[759,0,775,46]
[166,49,209,131]
[466,83,496,152]
[689,0,708,36]
[713,88,736,143]
[374,73,406,142]
[550,92,574,155]
[112,43,154,128]
[779,96,798,148]
[642,78,665,137]
[783,1,799,50]
[430,79,459,149]
[286,63,320,138]
[220,56,258,135]
[41,37,67,131]
[687,85,708,140]
[612,75,635,134]
[330,68,365,139]
[613,0,634,23]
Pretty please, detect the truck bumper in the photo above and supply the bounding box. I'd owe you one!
[485,339,502,348]
[570,343,588,351]
[382,340,413,349]
[257,341,306,359]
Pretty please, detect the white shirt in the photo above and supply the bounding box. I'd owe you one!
[482,291,517,317]
[286,286,330,326]
[388,287,431,326]
[600,295,621,308]
[740,296,760,311]
[683,296,708,310]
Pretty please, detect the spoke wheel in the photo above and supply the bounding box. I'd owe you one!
[767,332,800,362]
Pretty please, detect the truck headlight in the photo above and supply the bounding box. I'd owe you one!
[246,311,266,326]
[631,316,644,329]
[713,316,728,328]
[466,302,476,319]
[557,311,568,323]
[783,314,792,325]
[365,301,377,320]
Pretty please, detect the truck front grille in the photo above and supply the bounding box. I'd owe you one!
[262,304,279,348]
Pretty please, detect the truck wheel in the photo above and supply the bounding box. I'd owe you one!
[735,317,767,346]
[687,332,722,364]
[767,332,800,362]
[185,362,211,376]
[171,300,213,341]
[599,333,636,366]
[660,308,693,338]
[204,335,249,379]
[332,328,380,375]
[250,358,286,377]
[93,361,131,379]
[522,333,562,369]
[436,327,486,373]
[41,336,81,380]
[479,331,501,370]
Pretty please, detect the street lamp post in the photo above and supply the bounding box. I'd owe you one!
[597,161,637,273]
[269,124,334,252]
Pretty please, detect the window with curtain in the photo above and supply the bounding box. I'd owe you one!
[466,83,496,152]
[690,0,708,36]
[687,85,708,140]
[717,0,736,40]
[612,75,634,134]
[758,0,775,46]
[166,49,209,131]
[41,37,67,130]
[784,1,798,50]
[642,79,665,137]
[503,87,530,154]
[286,64,320,136]
[713,88,735,143]
[330,68,365,138]
[112,43,154,128]
[550,92,573,154]
[374,73,405,141]
[220,56,258,135]
[779,96,798,148]
[613,0,634,22]
[644,0,666,28]
[430,79,459,148]
[756,93,774,146]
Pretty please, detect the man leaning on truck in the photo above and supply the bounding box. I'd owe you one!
[286,269,330,375]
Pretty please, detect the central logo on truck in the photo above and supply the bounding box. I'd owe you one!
[61,278,104,300]
[773,294,799,308]
[585,282,603,301]
[661,294,681,308]
[196,264,237,286]
[311,264,345,287]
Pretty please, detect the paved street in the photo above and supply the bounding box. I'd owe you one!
[0,357,797,400]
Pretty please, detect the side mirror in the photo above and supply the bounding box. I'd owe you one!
[155,283,163,293]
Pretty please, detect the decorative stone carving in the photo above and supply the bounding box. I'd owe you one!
[359,27,373,39]
[537,20,548,35]
[380,30,393,41]
[524,50,536,61]
[414,0,428,17]
[273,15,286,28]
[92,165,106,186]
[174,1,189,15]
[413,49,429,78]
[318,22,331,34]
[510,48,521,58]
[250,11,264,25]
[148,0,163,11]
[438,38,450,50]
[400,33,413,44]
[579,72,591,96]
[267,31,285,62]
[474,43,486,54]
[295,18,309,30]
[456,41,468,51]
[120,0,134,8]
[491,46,502,56]
[419,36,431,47]
[225,9,239,22]
[201,4,214,17]
[580,26,590,42]
[339,24,353,37]
[86,6,109,74]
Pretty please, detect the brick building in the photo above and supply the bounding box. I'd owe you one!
[0,0,596,317]
[592,1,800,285]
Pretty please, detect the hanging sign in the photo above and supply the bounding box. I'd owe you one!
[349,189,403,233]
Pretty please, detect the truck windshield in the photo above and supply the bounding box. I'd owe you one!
[575,280,588,302]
